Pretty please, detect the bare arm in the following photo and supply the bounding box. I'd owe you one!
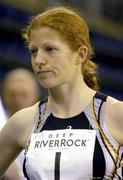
[1,161,21,180]
[106,96,123,145]
[0,112,23,177]
[0,104,37,178]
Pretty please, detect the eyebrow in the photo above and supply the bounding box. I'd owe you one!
[29,42,61,49]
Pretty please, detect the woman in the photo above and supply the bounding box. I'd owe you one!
[0,6,123,179]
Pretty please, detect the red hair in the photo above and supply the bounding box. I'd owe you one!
[23,7,99,90]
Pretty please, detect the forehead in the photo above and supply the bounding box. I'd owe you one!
[4,75,35,89]
[4,80,36,96]
[29,26,66,46]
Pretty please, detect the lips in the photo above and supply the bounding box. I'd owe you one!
[37,70,51,74]
[36,70,52,77]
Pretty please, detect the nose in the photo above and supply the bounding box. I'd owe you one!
[34,49,47,66]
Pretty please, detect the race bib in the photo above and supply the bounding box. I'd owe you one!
[26,129,96,180]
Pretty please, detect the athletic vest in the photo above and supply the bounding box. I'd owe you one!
[23,93,123,180]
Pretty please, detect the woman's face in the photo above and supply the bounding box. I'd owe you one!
[29,27,81,88]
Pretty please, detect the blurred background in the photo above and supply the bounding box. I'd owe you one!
[0,0,123,99]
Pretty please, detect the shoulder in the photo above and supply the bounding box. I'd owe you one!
[106,96,123,118]
[2,102,40,148]
[9,101,39,126]
[105,96,123,144]
[14,101,39,121]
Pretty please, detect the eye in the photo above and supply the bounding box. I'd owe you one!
[29,47,38,56]
[45,46,56,53]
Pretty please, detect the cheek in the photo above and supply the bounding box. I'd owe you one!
[31,60,35,71]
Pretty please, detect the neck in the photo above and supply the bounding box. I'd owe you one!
[48,80,96,118]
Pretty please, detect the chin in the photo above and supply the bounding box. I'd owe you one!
[39,81,57,89]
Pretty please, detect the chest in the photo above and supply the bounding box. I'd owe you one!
[24,95,123,179]
[25,129,97,180]
[24,112,107,179]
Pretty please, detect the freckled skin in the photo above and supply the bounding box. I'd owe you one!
[0,7,123,179]
[29,27,80,89]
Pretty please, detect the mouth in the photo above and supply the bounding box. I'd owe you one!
[37,70,50,73]
[37,70,51,76]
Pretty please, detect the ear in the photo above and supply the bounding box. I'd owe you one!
[76,45,88,64]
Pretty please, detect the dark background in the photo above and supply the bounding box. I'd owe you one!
[0,0,123,99]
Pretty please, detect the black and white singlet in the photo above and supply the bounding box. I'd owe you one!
[23,93,123,180]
